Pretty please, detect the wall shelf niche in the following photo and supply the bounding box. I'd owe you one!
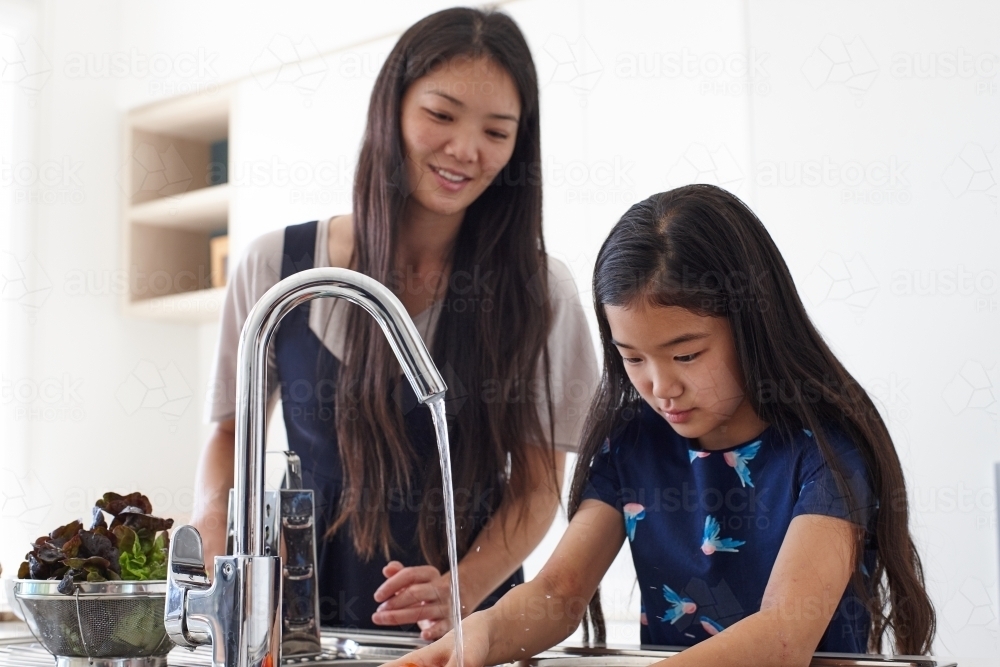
[120,86,232,322]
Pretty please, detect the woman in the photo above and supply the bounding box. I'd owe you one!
[192,7,598,639]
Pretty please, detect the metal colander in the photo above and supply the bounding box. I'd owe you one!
[13,579,173,667]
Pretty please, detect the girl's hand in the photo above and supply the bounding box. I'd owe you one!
[383,615,491,667]
[372,561,459,639]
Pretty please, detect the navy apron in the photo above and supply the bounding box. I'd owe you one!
[273,220,523,630]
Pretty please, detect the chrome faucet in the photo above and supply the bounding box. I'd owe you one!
[166,267,448,667]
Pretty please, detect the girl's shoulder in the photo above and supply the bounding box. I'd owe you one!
[792,423,868,466]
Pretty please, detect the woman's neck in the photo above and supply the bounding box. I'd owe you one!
[398,200,465,270]
[390,201,466,316]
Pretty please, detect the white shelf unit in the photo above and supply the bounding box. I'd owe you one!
[120,86,232,322]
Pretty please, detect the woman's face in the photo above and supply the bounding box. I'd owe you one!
[399,55,521,218]
[604,302,766,450]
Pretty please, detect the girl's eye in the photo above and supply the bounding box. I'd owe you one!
[487,129,509,140]
[675,352,700,363]
[622,357,642,365]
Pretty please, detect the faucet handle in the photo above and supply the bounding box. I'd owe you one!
[281,451,303,490]
[165,525,212,648]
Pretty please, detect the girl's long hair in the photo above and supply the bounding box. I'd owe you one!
[568,185,935,654]
[330,7,554,571]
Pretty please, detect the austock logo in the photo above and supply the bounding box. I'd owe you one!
[0,32,52,94]
[0,250,52,321]
[115,360,193,430]
[801,35,878,104]
[538,35,603,105]
[801,251,879,323]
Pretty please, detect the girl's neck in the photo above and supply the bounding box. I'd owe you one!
[398,199,465,270]
[696,398,770,451]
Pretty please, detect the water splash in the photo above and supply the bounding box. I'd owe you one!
[428,397,464,667]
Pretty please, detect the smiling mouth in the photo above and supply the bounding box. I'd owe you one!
[432,166,471,183]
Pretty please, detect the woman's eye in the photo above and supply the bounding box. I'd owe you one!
[427,109,451,121]
[622,357,642,365]
[675,352,700,363]
[487,130,509,140]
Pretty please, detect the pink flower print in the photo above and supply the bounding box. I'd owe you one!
[700,515,745,555]
[623,503,646,542]
[700,616,725,635]
[660,584,697,624]
[723,440,761,487]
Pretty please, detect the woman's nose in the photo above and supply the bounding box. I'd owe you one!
[443,127,478,164]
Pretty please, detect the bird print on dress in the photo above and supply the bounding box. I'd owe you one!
[601,437,611,454]
[659,584,697,624]
[623,503,646,541]
[700,515,746,555]
[688,450,711,463]
[723,440,761,487]
[700,616,725,636]
[803,429,813,437]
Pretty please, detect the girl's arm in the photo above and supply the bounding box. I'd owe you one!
[372,446,569,638]
[658,513,856,667]
[383,498,626,667]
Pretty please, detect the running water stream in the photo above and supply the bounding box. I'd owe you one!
[428,397,465,667]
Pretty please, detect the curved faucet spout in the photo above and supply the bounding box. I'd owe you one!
[167,267,447,667]
[234,267,448,557]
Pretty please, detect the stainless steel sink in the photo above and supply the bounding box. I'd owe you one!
[530,645,958,667]
[0,626,960,667]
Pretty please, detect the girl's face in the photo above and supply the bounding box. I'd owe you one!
[605,302,767,450]
[399,55,521,218]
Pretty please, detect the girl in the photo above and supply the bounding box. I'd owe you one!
[387,185,935,665]
[191,8,598,639]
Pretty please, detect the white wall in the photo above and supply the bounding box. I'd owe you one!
[1,0,997,660]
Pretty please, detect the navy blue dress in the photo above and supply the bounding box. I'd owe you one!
[273,220,523,630]
[583,402,877,652]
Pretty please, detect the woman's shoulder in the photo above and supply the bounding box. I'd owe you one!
[242,227,286,264]
[229,228,286,301]
[543,255,584,305]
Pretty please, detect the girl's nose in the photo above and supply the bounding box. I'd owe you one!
[651,367,682,402]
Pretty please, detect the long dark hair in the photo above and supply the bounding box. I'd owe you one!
[330,7,554,571]
[568,185,935,654]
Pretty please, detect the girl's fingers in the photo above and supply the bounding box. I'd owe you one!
[383,642,452,667]
[420,619,452,641]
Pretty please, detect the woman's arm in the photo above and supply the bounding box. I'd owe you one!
[372,446,568,638]
[383,499,626,667]
[189,418,236,569]
[653,513,856,667]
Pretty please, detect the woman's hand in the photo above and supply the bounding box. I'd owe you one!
[383,614,491,667]
[372,561,460,639]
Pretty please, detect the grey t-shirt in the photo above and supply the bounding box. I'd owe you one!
[206,218,600,452]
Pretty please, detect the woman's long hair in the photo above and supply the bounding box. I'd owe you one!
[330,8,554,572]
[568,185,935,654]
